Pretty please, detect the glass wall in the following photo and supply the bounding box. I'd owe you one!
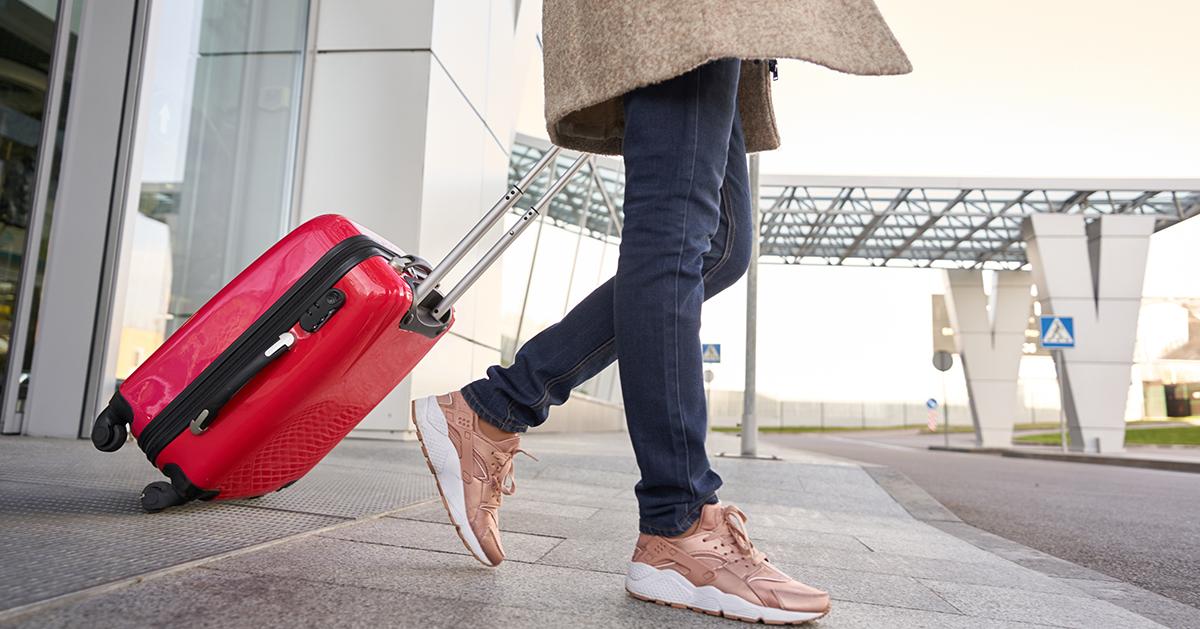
[110,0,309,380]
[0,0,79,428]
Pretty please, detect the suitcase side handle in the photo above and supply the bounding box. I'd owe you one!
[189,332,295,435]
[424,151,592,320]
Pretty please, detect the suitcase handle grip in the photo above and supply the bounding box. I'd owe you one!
[189,332,295,435]
[424,151,592,319]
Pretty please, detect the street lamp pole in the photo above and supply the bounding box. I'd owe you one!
[741,154,761,457]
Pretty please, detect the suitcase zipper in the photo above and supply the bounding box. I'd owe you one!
[137,235,395,465]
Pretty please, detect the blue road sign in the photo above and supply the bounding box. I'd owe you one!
[701,343,721,363]
[1039,316,1075,349]
[926,398,939,410]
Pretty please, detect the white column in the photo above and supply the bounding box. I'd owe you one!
[943,270,1033,447]
[299,0,538,438]
[1024,214,1155,452]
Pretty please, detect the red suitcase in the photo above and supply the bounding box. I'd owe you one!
[91,147,586,512]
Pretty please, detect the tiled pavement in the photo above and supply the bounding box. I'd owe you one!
[1,432,1194,628]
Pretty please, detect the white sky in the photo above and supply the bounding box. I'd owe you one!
[510,0,1200,404]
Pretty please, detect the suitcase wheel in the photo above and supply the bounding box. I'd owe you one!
[91,410,128,453]
[140,481,188,513]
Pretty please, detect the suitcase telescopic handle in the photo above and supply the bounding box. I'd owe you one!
[419,150,592,320]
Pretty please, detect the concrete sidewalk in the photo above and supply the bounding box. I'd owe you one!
[0,432,1184,628]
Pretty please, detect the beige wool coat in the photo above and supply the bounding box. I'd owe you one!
[542,0,911,155]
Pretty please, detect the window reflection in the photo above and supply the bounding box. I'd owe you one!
[112,0,309,380]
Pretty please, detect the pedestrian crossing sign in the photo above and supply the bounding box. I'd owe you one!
[1039,316,1075,349]
[702,344,721,363]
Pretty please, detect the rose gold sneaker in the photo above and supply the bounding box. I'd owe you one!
[626,503,831,624]
[411,391,529,567]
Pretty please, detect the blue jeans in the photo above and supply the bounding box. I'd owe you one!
[462,59,751,536]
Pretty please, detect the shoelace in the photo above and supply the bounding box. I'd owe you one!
[487,448,537,498]
[722,504,767,566]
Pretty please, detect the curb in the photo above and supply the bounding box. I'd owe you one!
[1000,448,1200,473]
[927,444,1200,474]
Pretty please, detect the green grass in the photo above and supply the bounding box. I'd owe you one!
[917,421,1063,435]
[1014,425,1200,446]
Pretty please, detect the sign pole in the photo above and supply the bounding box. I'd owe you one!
[942,371,950,448]
[1039,315,1075,453]
[931,350,954,447]
[1056,349,1067,453]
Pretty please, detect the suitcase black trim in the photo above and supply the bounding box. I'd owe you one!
[132,234,396,465]
[398,279,452,339]
[91,390,134,452]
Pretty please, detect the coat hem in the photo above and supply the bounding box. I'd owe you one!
[546,52,910,155]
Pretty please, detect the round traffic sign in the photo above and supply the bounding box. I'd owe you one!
[932,350,953,372]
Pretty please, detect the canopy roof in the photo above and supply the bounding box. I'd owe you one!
[511,134,1200,269]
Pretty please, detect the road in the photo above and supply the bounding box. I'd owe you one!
[766,430,1200,610]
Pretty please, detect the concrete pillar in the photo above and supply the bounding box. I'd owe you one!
[298,0,539,438]
[1024,214,1155,452]
[943,270,1033,447]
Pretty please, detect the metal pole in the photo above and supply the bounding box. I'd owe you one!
[563,159,596,315]
[942,371,950,448]
[705,382,713,426]
[740,154,761,456]
[512,168,554,351]
[417,146,561,305]
[434,153,587,319]
[1056,349,1067,452]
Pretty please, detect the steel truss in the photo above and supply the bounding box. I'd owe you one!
[511,134,1200,269]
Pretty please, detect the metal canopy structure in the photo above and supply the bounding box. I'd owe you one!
[511,134,1200,269]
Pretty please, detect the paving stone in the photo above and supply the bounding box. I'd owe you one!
[513,486,640,512]
[320,516,564,563]
[0,566,728,629]
[743,524,873,554]
[530,462,641,489]
[764,545,1086,597]
[772,564,960,614]
[207,535,637,617]
[1057,577,1200,629]
[719,484,911,519]
[500,498,600,519]
[817,601,1060,629]
[537,537,633,575]
[853,532,1000,563]
[919,579,1166,629]
[396,499,642,541]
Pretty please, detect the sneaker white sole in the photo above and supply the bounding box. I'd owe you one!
[625,562,828,625]
[411,396,494,567]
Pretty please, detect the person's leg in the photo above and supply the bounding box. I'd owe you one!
[460,79,750,440]
[417,59,748,566]
[614,58,744,536]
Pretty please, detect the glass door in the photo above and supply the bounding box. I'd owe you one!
[104,0,311,388]
[0,0,80,433]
